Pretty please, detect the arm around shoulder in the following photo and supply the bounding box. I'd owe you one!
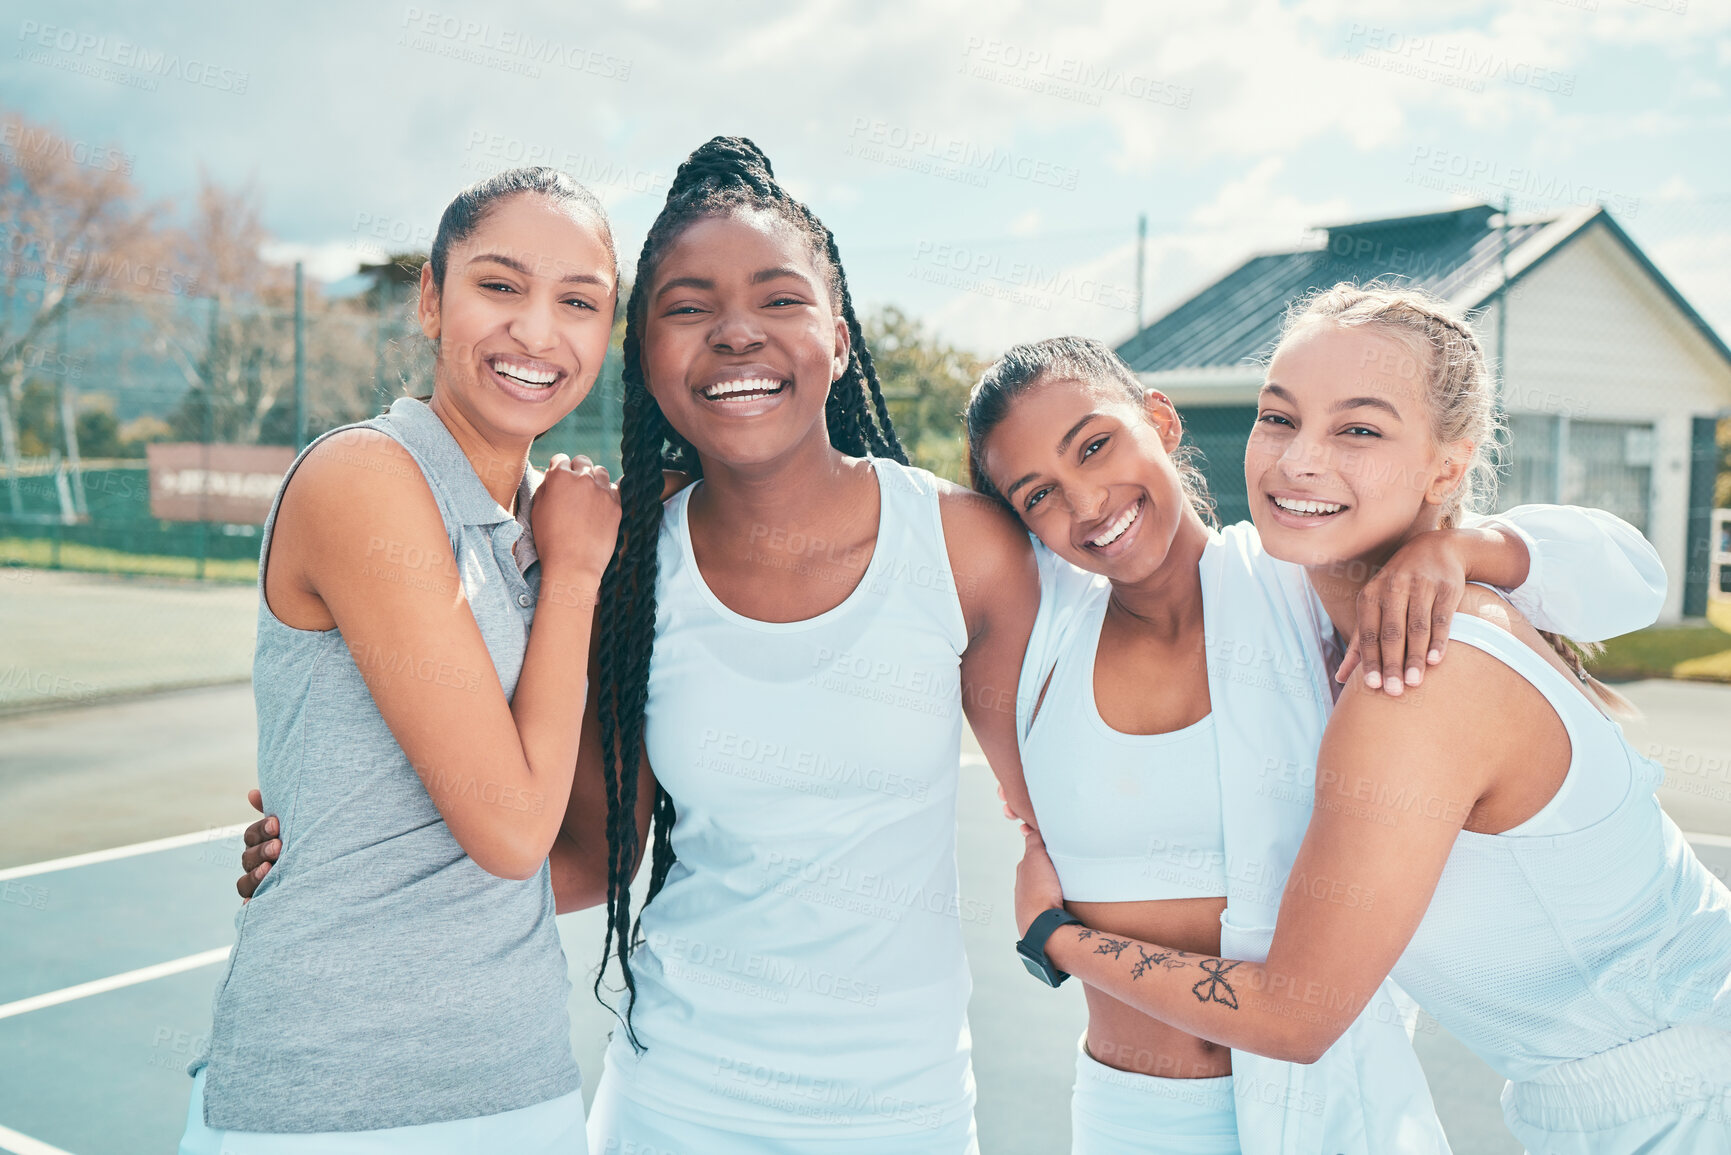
[938,484,1041,825]
[1473,504,1666,640]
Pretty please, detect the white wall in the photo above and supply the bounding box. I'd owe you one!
[1481,221,1731,623]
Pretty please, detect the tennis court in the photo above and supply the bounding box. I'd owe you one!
[3,572,1730,1154]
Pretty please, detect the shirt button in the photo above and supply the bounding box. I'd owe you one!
[517,593,531,608]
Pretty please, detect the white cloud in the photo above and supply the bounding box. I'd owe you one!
[258,241,367,284]
[4,0,1723,343]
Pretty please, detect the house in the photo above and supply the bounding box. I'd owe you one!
[1115,204,1731,623]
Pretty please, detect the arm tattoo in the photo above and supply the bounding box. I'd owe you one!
[1192,958,1241,1009]
[1130,946,1185,980]
[1091,935,1130,959]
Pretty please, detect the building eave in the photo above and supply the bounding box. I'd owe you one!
[1137,366,1265,406]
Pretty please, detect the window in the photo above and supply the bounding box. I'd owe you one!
[1503,413,1559,506]
[1499,414,1653,535]
[1563,420,1652,535]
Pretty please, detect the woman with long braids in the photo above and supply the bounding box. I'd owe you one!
[1008,288,1729,1154]
[967,334,1664,1154]
[544,135,1042,1153]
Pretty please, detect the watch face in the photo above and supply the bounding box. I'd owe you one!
[1017,946,1056,986]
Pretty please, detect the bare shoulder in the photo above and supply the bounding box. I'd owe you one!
[1325,639,1528,806]
[1455,584,1528,634]
[1452,583,1588,697]
[276,428,442,554]
[933,477,1036,634]
[1330,589,1557,784]
[934,478,1028,558]
[290,428,428,508]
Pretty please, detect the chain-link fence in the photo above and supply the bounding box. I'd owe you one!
[0,268,621,710]
[1,271,622,574]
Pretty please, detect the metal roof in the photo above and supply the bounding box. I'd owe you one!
[1116,204,1557,373]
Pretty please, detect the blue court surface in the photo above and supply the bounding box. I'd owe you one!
[2,761,1728,1155]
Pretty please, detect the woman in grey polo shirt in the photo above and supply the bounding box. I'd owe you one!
[179,167,621,1154]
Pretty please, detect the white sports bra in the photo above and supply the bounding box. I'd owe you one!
[1020,580,1228,903]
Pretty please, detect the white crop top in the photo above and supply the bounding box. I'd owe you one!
[1020,580,1228,903]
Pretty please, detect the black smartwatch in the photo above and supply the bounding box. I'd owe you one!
[1016,908,1084,987]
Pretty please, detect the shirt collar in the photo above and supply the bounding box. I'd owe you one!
[384,396,525,528]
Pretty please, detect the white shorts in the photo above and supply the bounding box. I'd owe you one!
[585,1064,979,1155]
[1501,1024,1731,1154]
[177,1068,589,1155]
[1072,1036,1240,1155]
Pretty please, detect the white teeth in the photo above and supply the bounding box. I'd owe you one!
[702,377,784,399]
[1272,496,1344,515]
[491,359,557,386]
[1089,502,1140,548]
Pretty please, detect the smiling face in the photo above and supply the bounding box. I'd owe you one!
[640,209,848,469]
[417,192,617,441]
[979,374,1197,584]
[1246,320,1469,569]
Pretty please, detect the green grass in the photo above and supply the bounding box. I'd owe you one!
[0,538,258,583]
[1590,621,1731,684]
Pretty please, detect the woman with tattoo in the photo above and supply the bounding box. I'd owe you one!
[1008,288,1729,1154]
[968,335,1665,1153]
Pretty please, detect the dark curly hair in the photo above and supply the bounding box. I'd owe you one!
[594,136,906,1048]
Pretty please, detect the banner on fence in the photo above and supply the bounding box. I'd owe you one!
[146,443,295,524]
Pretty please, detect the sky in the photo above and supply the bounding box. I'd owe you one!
[5,0,1728,355]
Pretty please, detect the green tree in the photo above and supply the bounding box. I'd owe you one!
[74,402,123,459]
[862,306,984,482]
[13,378,56,457]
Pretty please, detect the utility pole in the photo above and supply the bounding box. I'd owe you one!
[197,295,219,580]
[294,261,307,450]
[1134,212,1147,333]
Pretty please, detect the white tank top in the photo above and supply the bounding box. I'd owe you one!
[1021,575,1227,903]
[1392,612,1731,1083]
[604,457,976,1142]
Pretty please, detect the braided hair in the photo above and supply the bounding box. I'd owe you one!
[593,136,906,1047]
[1276,282,1629,713]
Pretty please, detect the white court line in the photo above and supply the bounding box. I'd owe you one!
[0,947,231,1022]
[0,1123,76,1155]
[1691,832,1731,849]
[0,825,249,882]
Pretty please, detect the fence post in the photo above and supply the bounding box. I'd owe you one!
[198,296,218,581]
[0,390,21,518]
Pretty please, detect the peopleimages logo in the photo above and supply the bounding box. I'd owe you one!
[958,37,1193,110]
[16,21,250,93]
[846,119,1081,191]
[0,121,133,175]
[398,7,631,80]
